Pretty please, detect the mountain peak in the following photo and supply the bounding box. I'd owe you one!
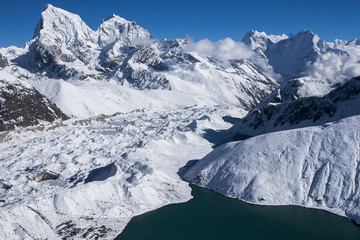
[31,4,97,52]
[290,30,316,40]
[102,14,131,25]
[43,3,55,11]
[97,14,152,47]
[242,30,287,52]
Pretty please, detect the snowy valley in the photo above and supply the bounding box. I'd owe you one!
[1,4,360,239]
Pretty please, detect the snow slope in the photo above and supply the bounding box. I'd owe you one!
[182,115,360,224]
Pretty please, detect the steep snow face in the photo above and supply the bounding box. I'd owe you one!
[264,30,326,80]
[34,4,96,46]
[97,15,152,47]
[182,115,360,224]
[231,76,360,136]
[0,105,241,239]
[29,4,97,68]
[0,72,68,131]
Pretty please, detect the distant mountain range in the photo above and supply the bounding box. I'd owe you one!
[1,4,358,123]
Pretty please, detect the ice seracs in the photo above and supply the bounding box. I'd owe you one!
[0,105,239,239]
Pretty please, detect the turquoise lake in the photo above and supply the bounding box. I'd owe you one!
[117,184,360,240]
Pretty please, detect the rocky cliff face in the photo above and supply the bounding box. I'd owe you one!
[231,76,360,136]
[0,73,68,131]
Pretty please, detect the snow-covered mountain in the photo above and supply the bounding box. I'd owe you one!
[242,30,355,81]
[1,4,279,119]
[230,76,360,136]
[182,115,360,224]
[242,30,288,55]
[1,3,360,240]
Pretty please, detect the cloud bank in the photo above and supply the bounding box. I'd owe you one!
[307,52,360,83]
[184,37,281,80]
[184,37,254,60]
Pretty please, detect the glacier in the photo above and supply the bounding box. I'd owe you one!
[0,105,242,239]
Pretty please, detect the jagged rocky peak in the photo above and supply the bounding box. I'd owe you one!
[24,4,97,73]
[33,4,96,44]
[0,54,8,69]
[159,38,187,50]
[97,14,153,47]
[242,30,288,51]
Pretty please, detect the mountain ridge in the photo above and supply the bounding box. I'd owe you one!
[2,4,281,118]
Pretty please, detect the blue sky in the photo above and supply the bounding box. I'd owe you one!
[0,0,359,47]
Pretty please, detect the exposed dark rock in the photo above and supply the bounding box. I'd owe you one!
[233,76,360,135]
[0,78,68,131]
[132,47,168,71]
[0,181,12,190]
[49,63,79,80]
[33,169,60,182]
[159,39,199,65]
[274,98,336,127]
[60,54,76,63]
[102,55,126,71]
[328,76,360,102]
[124,67,171,90]
[28,41,60,71]
[0,54,8,69]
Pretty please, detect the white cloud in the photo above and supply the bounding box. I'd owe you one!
[184,37,254,60]
[307,52,360,83]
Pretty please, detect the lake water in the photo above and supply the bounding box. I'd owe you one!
[116,184,360,240]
